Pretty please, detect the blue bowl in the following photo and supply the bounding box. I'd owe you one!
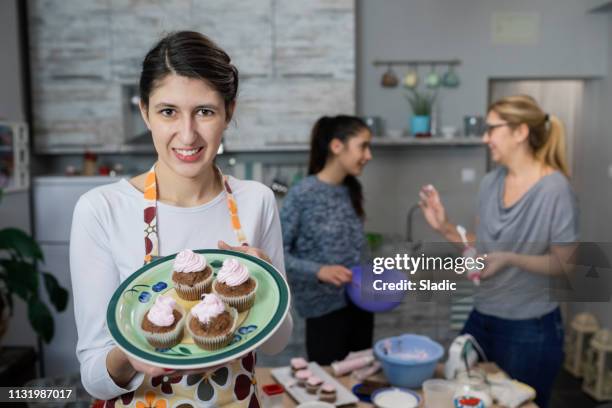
[374,334,444,388]
[346,265,406,313]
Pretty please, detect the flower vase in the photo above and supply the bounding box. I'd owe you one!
[410,115,430,136]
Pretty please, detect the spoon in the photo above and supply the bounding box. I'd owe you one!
[456,225,469,248]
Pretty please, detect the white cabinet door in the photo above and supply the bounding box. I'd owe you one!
[39,243,80,377]
[34,176,122,243]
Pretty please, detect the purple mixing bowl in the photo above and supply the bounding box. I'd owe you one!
[346,264,407,312]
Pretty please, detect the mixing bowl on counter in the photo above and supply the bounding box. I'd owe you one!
[374,334,444,388]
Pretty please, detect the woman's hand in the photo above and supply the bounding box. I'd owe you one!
[418,185,448,233]
[107,347,176,387]
[480,252,512,280]
[125,352,225,378]
[317,265,353,287]
[125,354,176,377]
[218,240,272,264]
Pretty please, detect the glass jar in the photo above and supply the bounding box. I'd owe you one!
[453,369,492,407]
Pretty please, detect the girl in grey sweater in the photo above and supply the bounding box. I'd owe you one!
[280,115,373,364]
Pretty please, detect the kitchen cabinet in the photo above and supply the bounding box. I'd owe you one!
[38,244,77,377]
[33,176,121,377]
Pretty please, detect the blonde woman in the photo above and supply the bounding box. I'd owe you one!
[420,95,577,407]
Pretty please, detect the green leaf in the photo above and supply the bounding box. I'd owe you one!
[178,346,192,355]
[0,228,44,262]
[42,272,69,312]
[28,297,54,343]
[0,259,38,301]
[0,285,12,316]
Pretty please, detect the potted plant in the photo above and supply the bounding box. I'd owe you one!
[405,90,436,136]
[0,189,68,344]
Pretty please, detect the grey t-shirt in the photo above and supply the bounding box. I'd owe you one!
[475,167,578,319]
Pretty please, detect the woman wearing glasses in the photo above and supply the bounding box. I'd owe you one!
[420,95,577,407]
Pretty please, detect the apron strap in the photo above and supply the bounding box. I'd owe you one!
[142,164,249,265]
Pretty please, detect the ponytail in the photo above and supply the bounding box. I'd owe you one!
[307,115,368,219]
[536,114,569,177]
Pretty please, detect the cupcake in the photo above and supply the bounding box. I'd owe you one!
[141,295,185,349]
[319,383,337,402]
[186,294,238,350]
[172,249,213,300]
[306,376,323,394]
[295,369,312,387]
[290,357,308,376]
[212,258,258,312]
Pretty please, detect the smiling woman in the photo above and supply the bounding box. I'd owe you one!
[69,31,292,408]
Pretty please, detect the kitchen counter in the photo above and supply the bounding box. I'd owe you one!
[255,363,538,407]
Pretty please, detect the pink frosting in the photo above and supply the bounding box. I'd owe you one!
[321,383,336,393]
[147,295,177,327]
[295,369,312,380]
[307,376,322,386]
[173,249,207,273]
[191,294,226,324]
[291,357,308,369]
[217,258,249,287]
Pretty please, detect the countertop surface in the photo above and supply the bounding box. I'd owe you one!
[256,363,538,407]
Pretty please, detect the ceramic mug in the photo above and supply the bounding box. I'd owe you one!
[425,66,440,89]
[381,66,399,88]
[442,65,460,88]
[403,65,419,89]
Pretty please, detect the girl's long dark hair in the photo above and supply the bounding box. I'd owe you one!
[308,115,368,219]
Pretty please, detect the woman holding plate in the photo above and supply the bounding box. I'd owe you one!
[70,31,292,407]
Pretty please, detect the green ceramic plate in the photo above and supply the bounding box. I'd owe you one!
[107,249,290,369]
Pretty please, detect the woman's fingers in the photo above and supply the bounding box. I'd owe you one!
[217,240,272,263]
[218,240,243,252]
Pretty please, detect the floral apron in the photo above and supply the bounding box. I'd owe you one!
[100,165,260,408]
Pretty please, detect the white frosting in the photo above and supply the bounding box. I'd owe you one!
[374,389,419,408]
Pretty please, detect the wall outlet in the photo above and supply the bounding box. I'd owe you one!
[608,164,612,179]
[461,168,476,183]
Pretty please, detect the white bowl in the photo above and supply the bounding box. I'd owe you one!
[296,402,336,408]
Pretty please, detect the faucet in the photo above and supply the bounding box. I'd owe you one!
[406,203,423,252]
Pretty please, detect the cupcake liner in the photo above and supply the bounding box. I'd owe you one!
[141,303,186,349]
[186,306,239,351]
[173,268,214,301]
[212,277,258,312]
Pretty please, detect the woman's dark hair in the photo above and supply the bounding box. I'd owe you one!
[308,115,369,219]
[139,31,239,121]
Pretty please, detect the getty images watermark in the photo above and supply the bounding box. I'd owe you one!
[359,242,612,304]
[371,252,486,291]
